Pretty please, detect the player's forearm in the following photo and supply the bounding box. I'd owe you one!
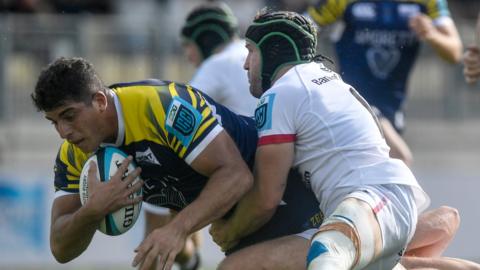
[50,207,102,263]
[170,164,253,235]
[224,187,278,241]
[427,29,463,63]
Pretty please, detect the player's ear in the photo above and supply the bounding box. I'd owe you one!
[91,91,107,112]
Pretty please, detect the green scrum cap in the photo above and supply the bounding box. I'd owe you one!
[181,3,238,60]
[245,10,317,91]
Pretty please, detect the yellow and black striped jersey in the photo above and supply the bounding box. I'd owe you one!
[54,79,258,211]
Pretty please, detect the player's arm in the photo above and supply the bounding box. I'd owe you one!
[50,158,142,263]
[50,194,102,263]
[211,142,294,250]
[170,130,253,234]
[409,15,463,63]
[133,130,253,270]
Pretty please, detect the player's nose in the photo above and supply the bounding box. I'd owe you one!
[57,121,73,140]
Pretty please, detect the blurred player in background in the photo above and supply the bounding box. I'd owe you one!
[307,0,464,265]
[142,3,260,269]
[32,57,322,270]
[182,2,258,116]
[464,12,480,84]
[307,0,463,166]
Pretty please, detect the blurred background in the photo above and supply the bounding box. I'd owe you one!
[0,0,479,269]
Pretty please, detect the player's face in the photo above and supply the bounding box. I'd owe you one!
[182,41,202,67]
[45,96,106,153]
[244,42,263,98]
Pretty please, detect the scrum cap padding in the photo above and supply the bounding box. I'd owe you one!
[245,13,317,91]
[181,5,238,60]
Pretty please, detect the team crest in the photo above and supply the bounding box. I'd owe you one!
[255,93,275,131]
[166,97,202,147]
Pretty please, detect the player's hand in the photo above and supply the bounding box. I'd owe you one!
[209,219,239,252]
[409,14,435,42]
[463,45,480,84]
[84,156,143,217]
[132,223,187,270]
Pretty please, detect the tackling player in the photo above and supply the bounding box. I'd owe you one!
[212,10,428,270]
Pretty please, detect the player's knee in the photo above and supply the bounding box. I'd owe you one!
[307,199,382,270]
[437,205,460,237]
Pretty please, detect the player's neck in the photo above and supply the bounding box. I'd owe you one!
[271,64,294,85]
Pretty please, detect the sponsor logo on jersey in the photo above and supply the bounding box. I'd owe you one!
[311,74,340,85]
[166,97,202,147]
[255,93,275,131]
[135,147,161,166]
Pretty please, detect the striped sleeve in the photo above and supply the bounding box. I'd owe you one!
[307,0,347,26]
[54,141,89,194]
[161,82,223,164]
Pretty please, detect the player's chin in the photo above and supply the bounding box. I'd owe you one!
[77,140,97,153]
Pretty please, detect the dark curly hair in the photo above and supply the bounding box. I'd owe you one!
[32,57,104,112]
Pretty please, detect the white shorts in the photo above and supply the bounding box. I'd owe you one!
[298,184,418,269]
[347,184,418,269]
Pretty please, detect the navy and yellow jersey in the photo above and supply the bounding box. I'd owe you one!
[53,79,258,211]
[308,0,451,131]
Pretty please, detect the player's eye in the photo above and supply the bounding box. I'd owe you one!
[63,112,76,122]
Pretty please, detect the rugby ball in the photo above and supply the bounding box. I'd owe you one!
[79,146,142,236]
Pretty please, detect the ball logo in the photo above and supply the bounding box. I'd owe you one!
[123,205,135,228]
[79,147,142,236]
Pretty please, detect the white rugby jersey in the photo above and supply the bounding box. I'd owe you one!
[256,62,429,211]
[190,39,258,116]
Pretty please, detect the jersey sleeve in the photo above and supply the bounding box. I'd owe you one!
[53,141,89,197]
[162,82,224,164]
[255,89,298,146]
[189,59,225,103]
[307,0,347,26]
[427,0,450,18]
